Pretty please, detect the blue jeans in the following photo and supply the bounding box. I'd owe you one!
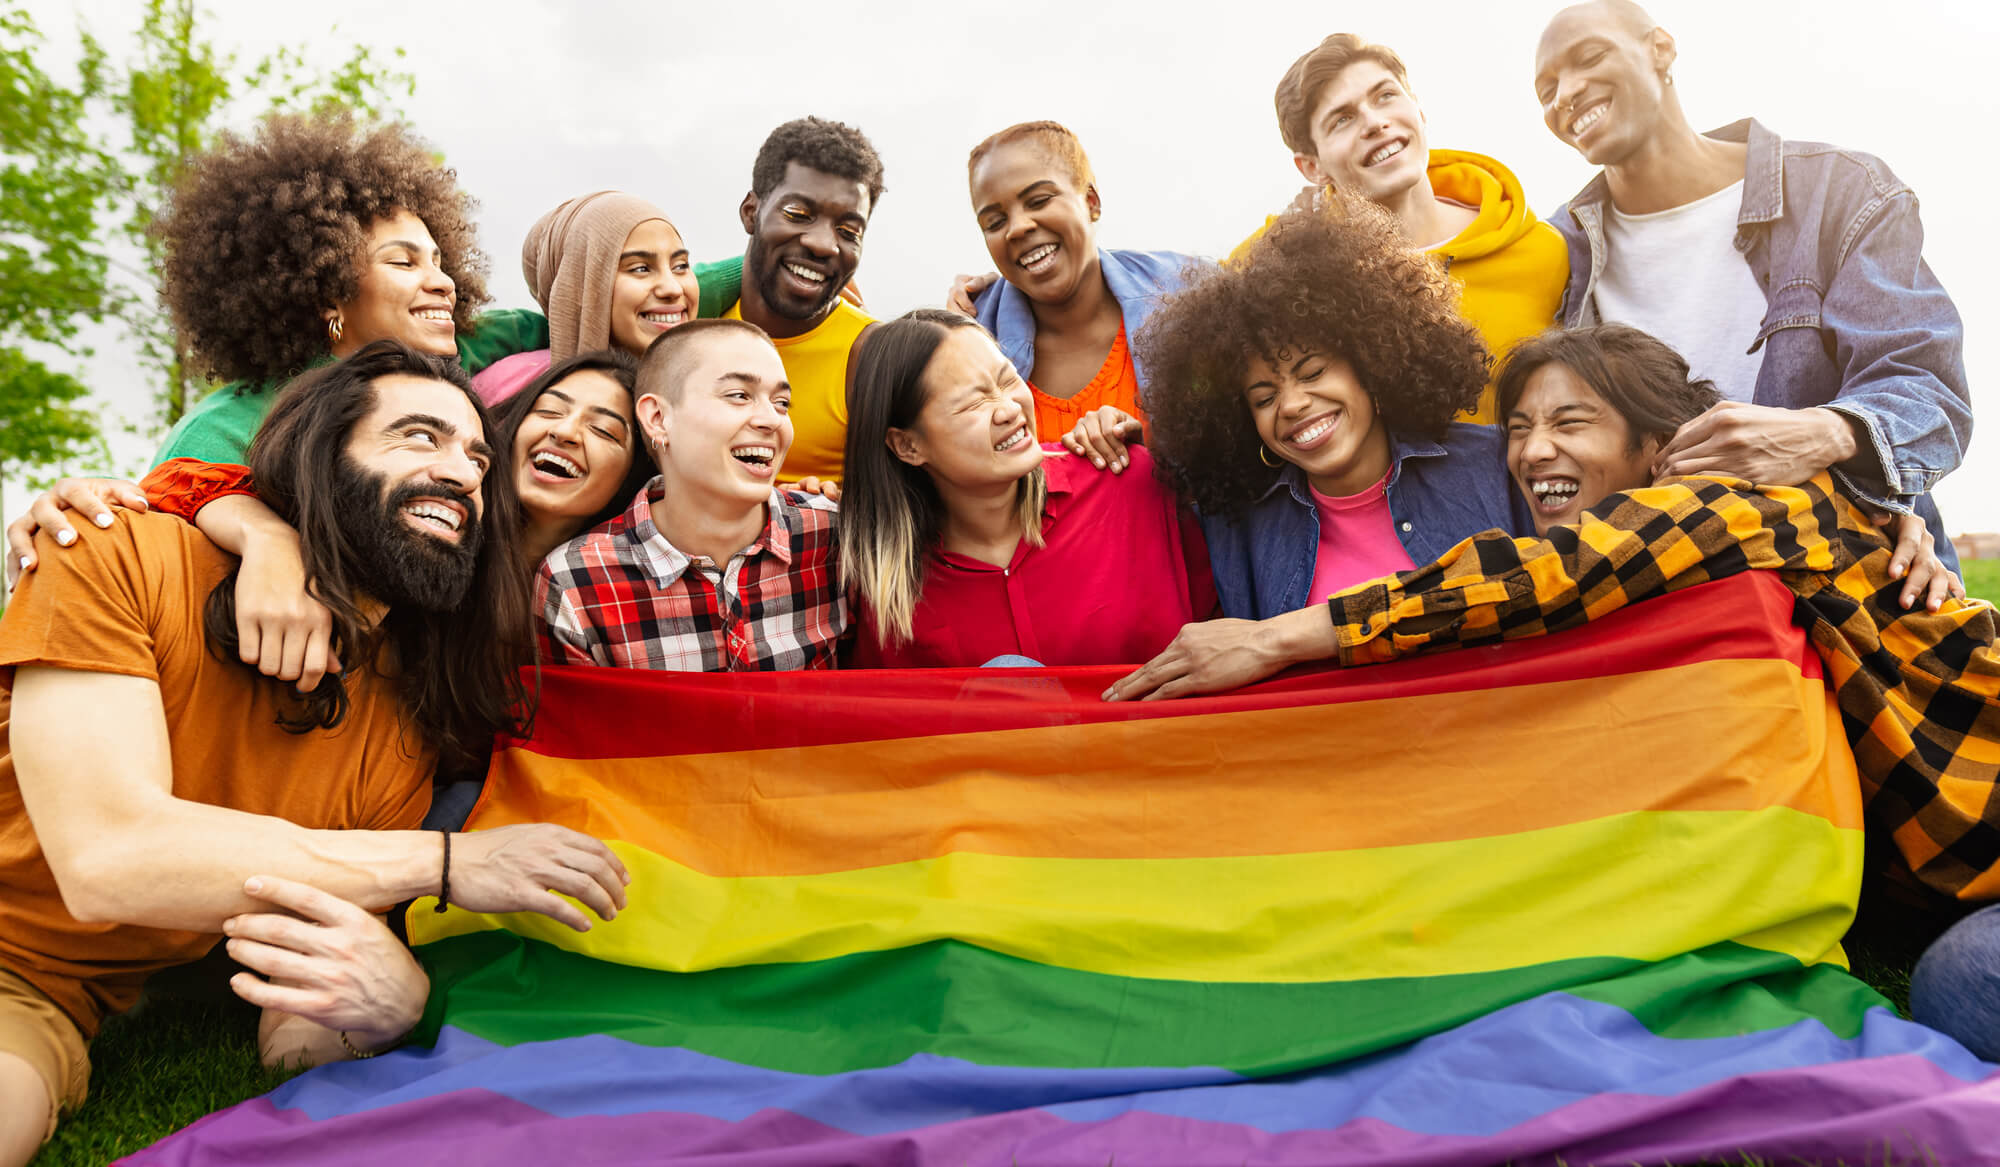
[1909,904,2000,1060]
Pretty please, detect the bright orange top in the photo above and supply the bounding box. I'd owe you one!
[1029,323,1144,442]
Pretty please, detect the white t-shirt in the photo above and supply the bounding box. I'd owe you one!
[1591,181,1767,402]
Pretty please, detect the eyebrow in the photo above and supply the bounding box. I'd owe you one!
[1288,352,1322,376]
[373,239,438,258]
[386,411,495,461]
[1320,79,1397,126]
[541,387,630,429]
[715,372,792,393]
[975,180,1059,220]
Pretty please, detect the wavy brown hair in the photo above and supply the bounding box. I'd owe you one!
[205,340,533,769]
[157,110,491,387]
[1135,197,1489,517]
[1495,324,1721,451]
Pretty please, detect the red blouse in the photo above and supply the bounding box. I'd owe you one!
[849,445,1216,668]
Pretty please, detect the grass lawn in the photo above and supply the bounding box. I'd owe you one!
[27,562,2000,1165]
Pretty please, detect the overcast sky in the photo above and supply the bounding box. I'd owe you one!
[18,0,1997,534]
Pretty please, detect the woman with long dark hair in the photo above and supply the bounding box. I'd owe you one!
[840,309,1212,668]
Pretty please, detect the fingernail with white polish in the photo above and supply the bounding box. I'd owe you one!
[55,530,75,546]
[94,513,112,527]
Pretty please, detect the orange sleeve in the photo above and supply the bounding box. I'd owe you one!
[0,516,179,685]
[140,459,256,523]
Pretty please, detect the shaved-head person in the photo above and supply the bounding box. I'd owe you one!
[1533,0,1970,569]
[534,319,847,671]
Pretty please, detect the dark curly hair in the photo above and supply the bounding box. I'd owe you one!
[1495,324,1722,451]
[750,116,886,207]
[1135,196,1489,517]
[156,110,491,387]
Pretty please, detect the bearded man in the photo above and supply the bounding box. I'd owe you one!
[0,341,628,1163]
[717,115,886,483]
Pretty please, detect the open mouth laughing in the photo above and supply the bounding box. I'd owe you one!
[1568,99,1609,139]
[402,497,467,541]
[530,448,584,483]
[993,424,1031,453]
[732,443,778,478]
[1362,139,1408,168]
[1017,242,1060,276]
[1284,411,1342,452]
[1528,475,1581,515]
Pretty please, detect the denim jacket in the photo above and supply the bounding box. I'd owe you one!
[1550,119,1971,564]
[1202,422,1526,620]
[973,247,1199,389]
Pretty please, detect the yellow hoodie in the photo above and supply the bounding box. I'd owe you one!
[1234,149,1568,423]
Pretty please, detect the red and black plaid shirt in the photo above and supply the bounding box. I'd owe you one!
[534,480,846,672]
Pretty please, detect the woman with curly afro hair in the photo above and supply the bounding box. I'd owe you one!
[1124,195,1527,621]
[150,110,548,467]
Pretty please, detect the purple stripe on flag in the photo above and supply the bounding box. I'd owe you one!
[125,1057,2000,1167]
[210,993,1994,1138]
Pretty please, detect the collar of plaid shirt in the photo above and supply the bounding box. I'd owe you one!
[622,476,798,588]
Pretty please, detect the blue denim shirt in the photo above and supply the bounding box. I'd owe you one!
[973,247,1200,389]
[1550,118,1971,566]
[1202,422,1526,620]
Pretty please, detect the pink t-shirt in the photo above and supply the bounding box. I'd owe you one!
[1308,472,1415,602]
[471,349,553,408]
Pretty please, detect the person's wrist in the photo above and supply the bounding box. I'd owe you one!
[1815,407,1861,464]
[348,968,429,1052]
[1267,606,1332,668]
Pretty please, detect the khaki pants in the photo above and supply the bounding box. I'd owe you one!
[0,967,89,1145]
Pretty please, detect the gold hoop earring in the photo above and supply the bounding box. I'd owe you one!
[327,315,344,343]
[1258,446,1283,469]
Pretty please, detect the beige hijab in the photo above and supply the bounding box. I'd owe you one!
[520,191,680,360]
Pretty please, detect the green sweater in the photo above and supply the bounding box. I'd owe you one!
[153,308,551,467]
[154,256,748,468]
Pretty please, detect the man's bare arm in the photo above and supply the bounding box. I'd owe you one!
[11,666,628,934]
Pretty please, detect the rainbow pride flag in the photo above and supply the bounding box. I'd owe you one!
[131,574,2000,1165]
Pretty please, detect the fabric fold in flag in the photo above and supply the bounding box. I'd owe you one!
[128,574,2000,1165]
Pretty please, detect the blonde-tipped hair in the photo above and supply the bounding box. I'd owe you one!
[840,309,1045,646]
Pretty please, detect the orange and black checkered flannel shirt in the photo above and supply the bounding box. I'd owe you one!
[1323,472,2000,904]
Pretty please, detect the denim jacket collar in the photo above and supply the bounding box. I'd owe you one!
[1254,430,1450,506]
[983,247,1178,386]
[1564,118,1780,229]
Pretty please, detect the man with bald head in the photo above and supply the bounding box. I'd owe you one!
[1533,0,1970,568]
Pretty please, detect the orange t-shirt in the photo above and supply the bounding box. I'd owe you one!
[0,513,433,1036]
[1028,323,1144,443]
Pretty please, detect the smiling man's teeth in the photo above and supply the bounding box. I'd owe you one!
[405,501,462,531]
[533,451,582,479]
[1571,104,1606,135]
[994,426,1029,452]
[1531,479,1580,503]
[1364,141,1404,166]
[1288,417,1337,445]
[783,263,826,284]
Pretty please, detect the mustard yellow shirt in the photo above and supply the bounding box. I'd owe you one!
[726,298,874,483]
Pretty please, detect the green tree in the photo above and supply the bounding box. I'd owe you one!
[0,1,118,520]
[79,0,416,429]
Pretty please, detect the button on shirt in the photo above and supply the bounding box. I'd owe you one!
[536,478,846,672]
